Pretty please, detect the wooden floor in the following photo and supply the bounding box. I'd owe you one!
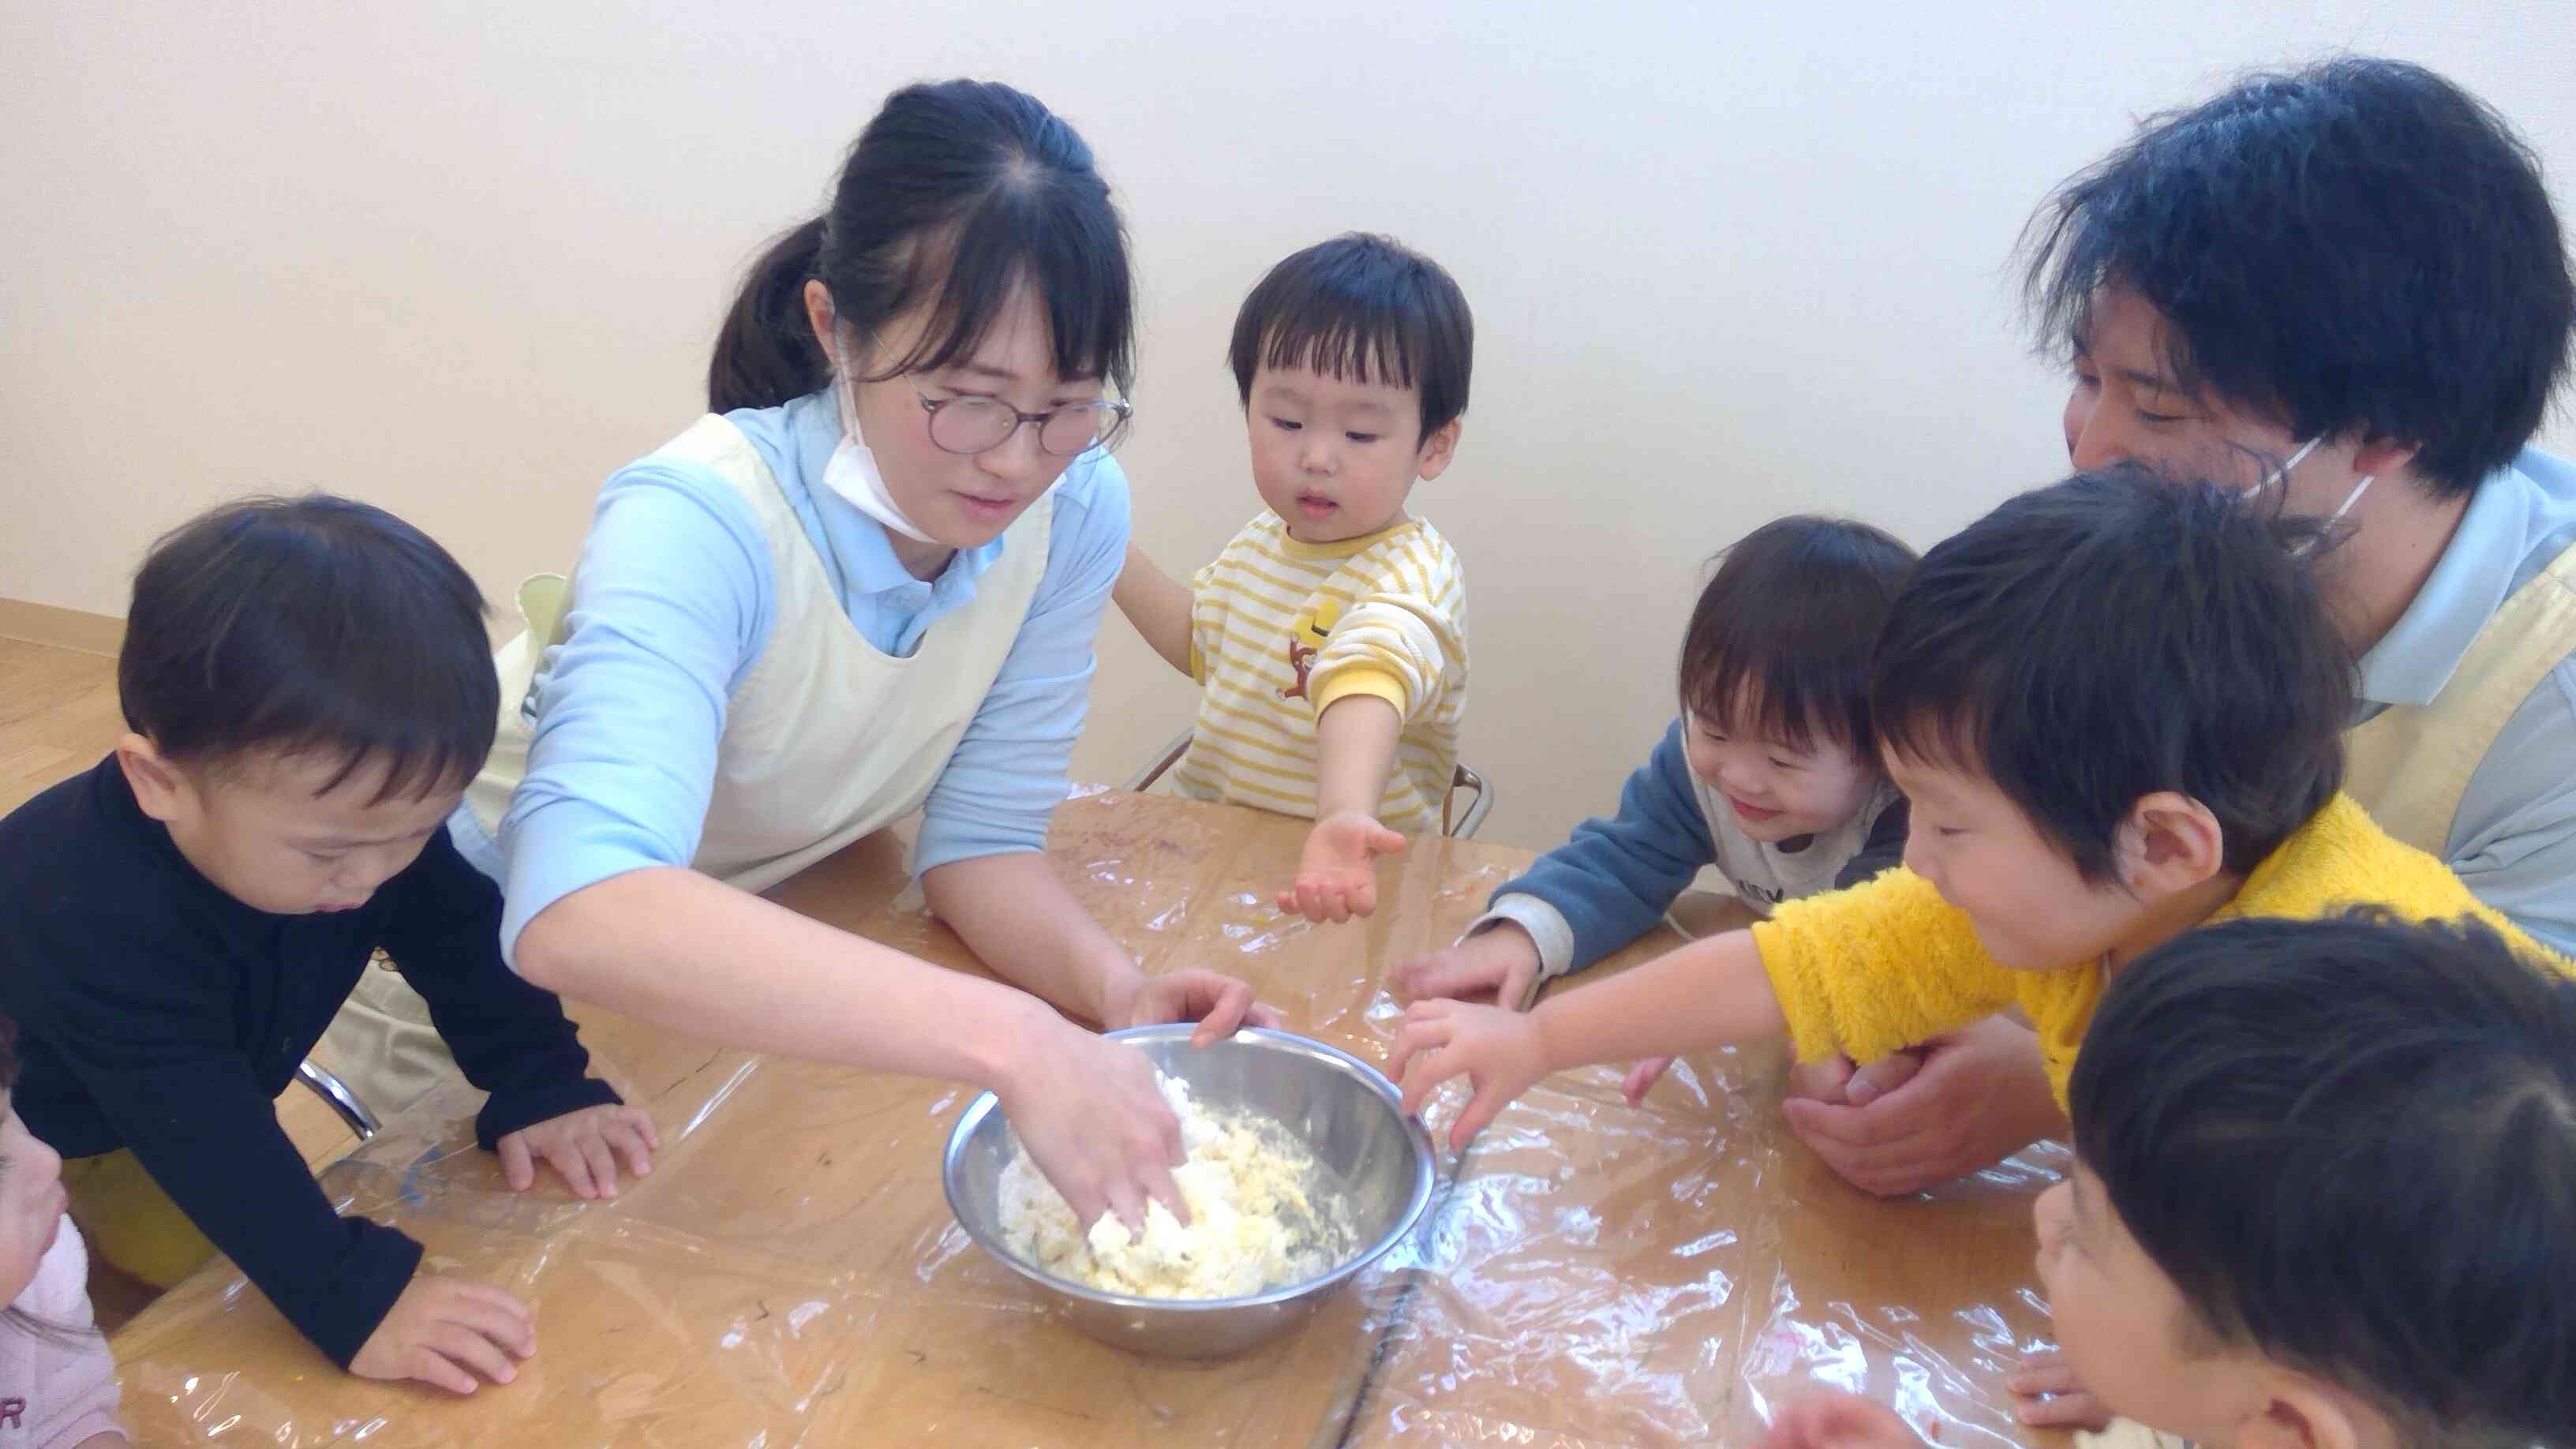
[1,636,364,1326]
[0,637,131,814]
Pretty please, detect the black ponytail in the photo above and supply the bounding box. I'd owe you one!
[709,219,832,415]
[706,80,1135,414]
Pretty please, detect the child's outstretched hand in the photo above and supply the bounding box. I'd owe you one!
[1280,811,1407,923]
[1389,998,1548,1150]
[2007,1348,2114,1431]
[497,1103,660,1200]
[1393,924,1541,1008]
[350,1275,536,1396]
[1759,1390,1926,1448]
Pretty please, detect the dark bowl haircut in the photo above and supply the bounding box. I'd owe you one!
[1227,233,1474,443]
[1873,469,2351,881]
[1677,517,1917,757]
[2072,912,2574,1448]
[118,496,498,804]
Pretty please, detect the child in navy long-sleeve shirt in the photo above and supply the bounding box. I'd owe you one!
[0,496,657,1396]
[1397,517,1915,1091]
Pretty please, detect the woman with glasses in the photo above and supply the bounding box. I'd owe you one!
[451,80,1275,1235]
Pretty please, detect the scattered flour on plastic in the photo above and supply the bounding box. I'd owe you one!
[997,1073,1349,1299]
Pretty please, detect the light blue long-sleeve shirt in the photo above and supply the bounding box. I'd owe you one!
[485,388,1129,962]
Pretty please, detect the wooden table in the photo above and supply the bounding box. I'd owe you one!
[110,788,2065,1447]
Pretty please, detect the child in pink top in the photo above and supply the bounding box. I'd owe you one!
[1,1017,125,1449]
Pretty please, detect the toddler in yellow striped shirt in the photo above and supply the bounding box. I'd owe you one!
[1116,234,1473,923]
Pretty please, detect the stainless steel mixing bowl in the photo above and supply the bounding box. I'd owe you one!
[942,1024,1436,1359]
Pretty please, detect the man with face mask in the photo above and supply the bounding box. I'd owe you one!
[1780,58,2576,1236]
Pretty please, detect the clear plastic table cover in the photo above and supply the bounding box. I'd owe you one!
[110,788,2066,1447]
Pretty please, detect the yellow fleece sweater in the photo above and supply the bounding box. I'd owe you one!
[1753,794,2574,1108]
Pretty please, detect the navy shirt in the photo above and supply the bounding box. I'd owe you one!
[0,757,619,1368]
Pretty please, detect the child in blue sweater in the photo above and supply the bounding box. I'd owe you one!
[1396,517,1915,1091]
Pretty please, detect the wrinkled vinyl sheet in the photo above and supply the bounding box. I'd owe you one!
[114,789,2061,1447]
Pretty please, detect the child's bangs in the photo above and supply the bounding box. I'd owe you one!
[1870,695,1990,781]
[163,569,499,809]
[208,687,492,810]
[1679,519,1912,759]
[1681,621,1867,758]
[873,185,1136,392]
[1870,612,2020,781]
[1686,656,1822,754]
[1258,306,1424,394]
[287,734,484,809]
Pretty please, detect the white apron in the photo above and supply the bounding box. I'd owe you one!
[336,414,1050,1117]
[468,411,1054,890]
[2344,541,2576,853]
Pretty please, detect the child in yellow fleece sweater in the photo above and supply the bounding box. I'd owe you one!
[1390,469,2574,1147]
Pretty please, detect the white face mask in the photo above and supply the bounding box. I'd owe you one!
[822,369,938,544]
[2263,435,2375,523]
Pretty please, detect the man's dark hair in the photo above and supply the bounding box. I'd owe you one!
[2024,57,2573,496]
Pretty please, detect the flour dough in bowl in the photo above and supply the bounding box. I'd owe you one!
[996,1074,1347,1299]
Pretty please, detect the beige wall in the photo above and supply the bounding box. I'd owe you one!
[6,3,2571,850]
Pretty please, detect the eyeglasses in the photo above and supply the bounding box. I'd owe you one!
[913,388,1133,457]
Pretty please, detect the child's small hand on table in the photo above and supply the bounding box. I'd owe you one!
[1394,930,1678,1106]
[497,1103,660,1200]
[350,1275,535,1395]
[2007,1347,2113,1430]
[1759,1390,1926,1447]
[1393,924,1540,1008]
[1281,811,1406,923]
[1388,998,1548,1151]
[1621,1056,1676,1105]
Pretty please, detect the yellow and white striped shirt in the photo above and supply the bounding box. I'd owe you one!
[1175,511,1466,835]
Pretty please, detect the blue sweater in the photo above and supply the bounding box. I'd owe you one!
[1481,718,1908,979]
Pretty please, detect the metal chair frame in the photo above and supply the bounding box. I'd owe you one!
[294,1059,382,1141]
[1124,728,1492,839]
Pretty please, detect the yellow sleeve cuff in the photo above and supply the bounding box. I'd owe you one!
[1309,665,1409,719]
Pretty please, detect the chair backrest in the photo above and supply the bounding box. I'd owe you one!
[1445,762,1492,839]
